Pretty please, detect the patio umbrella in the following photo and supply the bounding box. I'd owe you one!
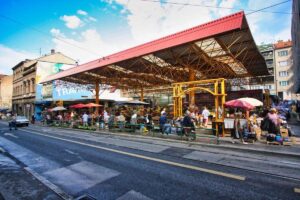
[51,106,67,111]
[238,97,263,107]
[70,103,86,109]
[224,99,254,110]
[84,103,102,108]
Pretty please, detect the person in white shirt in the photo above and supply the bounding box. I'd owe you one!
[161,108,166,116]
[202,106,210,127]
[82,112,89,126]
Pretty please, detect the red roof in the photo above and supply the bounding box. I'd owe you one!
[274,40,292,49]
[42,11,245,83]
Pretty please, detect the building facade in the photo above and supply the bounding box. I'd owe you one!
[249,44,276,95]
[292,0,300,95]
[0,74,13,109]
[12,50,76,119]
[274,40,295,100]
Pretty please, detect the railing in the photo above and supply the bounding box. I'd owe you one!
[43,120,218,143]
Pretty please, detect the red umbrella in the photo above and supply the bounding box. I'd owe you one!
[84,103,102,108]
[224,99,254,110]
[69,103,86,109]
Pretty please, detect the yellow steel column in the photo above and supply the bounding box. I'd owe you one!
[173,85,178,117]
[188,69,196,106]
[214,81,219,137]
[95,80,100,115]
[221,79,226,120]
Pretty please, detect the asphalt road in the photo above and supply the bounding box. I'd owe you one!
[0,123,299,200]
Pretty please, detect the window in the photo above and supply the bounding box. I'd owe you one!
[279,81,289,86]
[278,50,288,57]
[279,71,289,77]
[279,61,288,67]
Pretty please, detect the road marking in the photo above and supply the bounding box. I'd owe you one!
[117,190,152,200]
[295,188,300,193]
[0,147,5,153]
[21,129,246,181]
[24,167,73,200]
[4,132,18,138]
[64,149,77,155]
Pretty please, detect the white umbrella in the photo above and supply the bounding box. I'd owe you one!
[51,106,67,111]
[238,97,263,107]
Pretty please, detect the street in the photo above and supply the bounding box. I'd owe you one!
[0,123,299,200]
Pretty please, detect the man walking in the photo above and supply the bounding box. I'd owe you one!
[9,114,17,131]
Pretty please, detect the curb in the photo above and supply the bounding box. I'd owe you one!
[24,124,300,158]
[0,145,70,200]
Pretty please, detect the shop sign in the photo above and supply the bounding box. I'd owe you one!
[42,84,53,99]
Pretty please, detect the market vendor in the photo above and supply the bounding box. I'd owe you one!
[261,108,280,134]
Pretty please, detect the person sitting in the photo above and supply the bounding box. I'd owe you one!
[182,111,195,139]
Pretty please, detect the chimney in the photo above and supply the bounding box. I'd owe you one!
[51,49,55,54]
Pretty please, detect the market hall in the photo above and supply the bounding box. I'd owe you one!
[41,11,272,140]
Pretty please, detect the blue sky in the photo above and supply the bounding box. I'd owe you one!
[0,0,292,74]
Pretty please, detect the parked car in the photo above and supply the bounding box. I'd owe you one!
[15,116,30,126]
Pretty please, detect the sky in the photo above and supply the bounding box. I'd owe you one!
[0,0,292,75]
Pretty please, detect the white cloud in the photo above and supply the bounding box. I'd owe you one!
[60,15,83,29]
[213,0,238,17]
[0,45,37,75]
[88,16,97,22]
[110,0,219,43]
[50,28,64,37]
[77,10,88,16]
[50,28,131,64]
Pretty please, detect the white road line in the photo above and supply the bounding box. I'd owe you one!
[0,147,5,153]
[64,149,77,155]
[295,188,300,193]
[21,129,246,181]
[4,132,18,138]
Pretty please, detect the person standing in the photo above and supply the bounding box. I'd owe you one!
[159,113,167,134]
[98,112,105,129]
[9,114,17,131]
[31,114,35,124]
[82,112,88,126]
[117,112,126,130]
[202,106,210,127]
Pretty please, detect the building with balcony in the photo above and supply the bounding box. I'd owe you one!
[247,44,276,95]
[274,40,295,100]
[12,50,76,119]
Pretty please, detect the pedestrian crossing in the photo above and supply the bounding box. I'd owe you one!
[44,161,120,194]
[0,136,153,199]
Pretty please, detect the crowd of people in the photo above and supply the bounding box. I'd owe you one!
[41,105,214,136]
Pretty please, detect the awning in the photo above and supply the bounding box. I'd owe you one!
[41,11,269,89]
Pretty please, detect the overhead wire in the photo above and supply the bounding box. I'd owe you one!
[139,0,293,15]
[0,0,293,59]
[0,14,102,57]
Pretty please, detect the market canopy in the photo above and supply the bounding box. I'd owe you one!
[41,11,269,89]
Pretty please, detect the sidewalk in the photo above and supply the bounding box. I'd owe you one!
[21,122,300,158]
[0,148,60,200]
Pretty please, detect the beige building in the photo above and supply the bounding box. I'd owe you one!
[12,50,76,119]
[274,40,296,100]
[0,74,13,109]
